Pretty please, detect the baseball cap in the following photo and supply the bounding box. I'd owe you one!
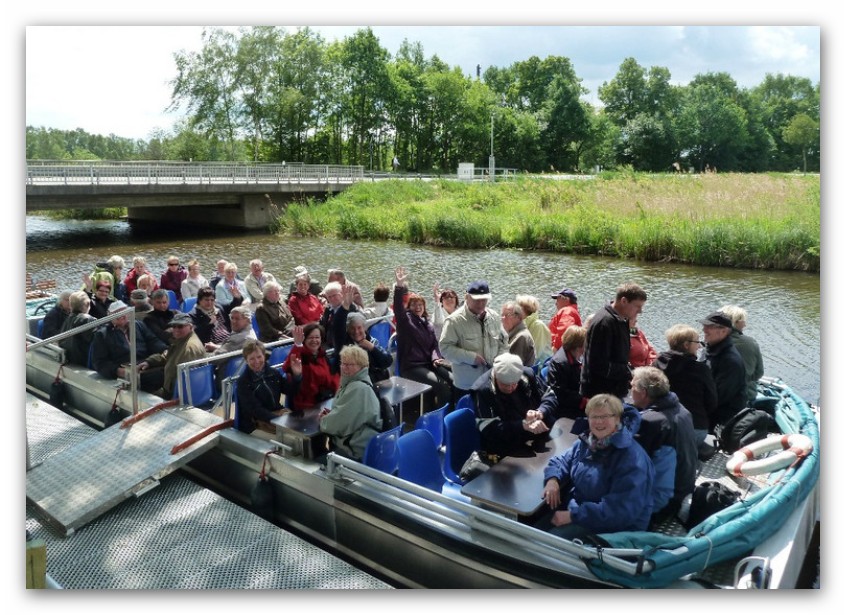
[466,280,492,300]
[699,311,733,328]
[550,287,578,303]
[493,353,524,385]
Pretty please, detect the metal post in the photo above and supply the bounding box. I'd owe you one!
[489,114,495,182]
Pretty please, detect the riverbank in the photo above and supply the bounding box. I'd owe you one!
[278,172,819,272]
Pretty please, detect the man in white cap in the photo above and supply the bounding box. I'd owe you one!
[90,300,168,392]
[470,353,549,457]
[439,280,509,397]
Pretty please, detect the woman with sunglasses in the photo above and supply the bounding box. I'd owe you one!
[653,324,718,449]
[160,255,187,304]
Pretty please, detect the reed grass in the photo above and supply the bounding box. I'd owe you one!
[275,172,821,272]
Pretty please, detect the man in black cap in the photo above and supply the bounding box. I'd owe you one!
[700,311,747,427]
[549,287,582,352]
[439,279,509,396]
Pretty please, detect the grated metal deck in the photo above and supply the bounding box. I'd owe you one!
[26,394,392,589]
[27,400,225,536]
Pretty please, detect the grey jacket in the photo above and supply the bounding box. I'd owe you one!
[439,304,509,390]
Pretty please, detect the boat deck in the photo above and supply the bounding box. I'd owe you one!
[25,394,392,590]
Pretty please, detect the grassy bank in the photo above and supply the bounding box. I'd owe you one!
[35,207,127,220]
[277,172,820,272]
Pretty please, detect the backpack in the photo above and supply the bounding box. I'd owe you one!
[715,407,776,454]
[685,481,741,530]
[369,383,398,432]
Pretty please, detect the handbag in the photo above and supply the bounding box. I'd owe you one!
[459,451,491,482]
[48,365,64,408]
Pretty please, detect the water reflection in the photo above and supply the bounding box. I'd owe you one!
[26,215,820,403]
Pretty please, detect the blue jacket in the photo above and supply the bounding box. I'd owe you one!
[91,320,168,379]
[543,407,654,534]
[634,392,698,511]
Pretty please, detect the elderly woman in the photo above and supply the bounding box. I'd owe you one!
[538,325,588,420]
[215,262,250,309]
[318,345,382,460]
[653,324,718,447]
[629,313,658,368]
[540,394,654,540]
[87,278,115,319]
[123,256,151,295]
[342,312,393,383]
[135,273,158,297]
[432,284,460,340]
[180,259,207,301]
[288,274,325,325]
[393,267,452,412]
[516,294,553,364]
[255,280,295,342]
[58,290,97,366]
[236,340,290,435]
[189,286,232,345]
[282,324,339,411]
[159,255,187,303]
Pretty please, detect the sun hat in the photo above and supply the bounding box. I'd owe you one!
[493,353,524,385]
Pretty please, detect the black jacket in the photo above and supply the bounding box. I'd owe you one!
[91,320,168,379]
[236,364,290,433]
[704,336,747,426]
[538,347,585,419]
[580,302,631,398]
[653,350,718,432]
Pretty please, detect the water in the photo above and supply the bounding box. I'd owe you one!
[25,215,821,405]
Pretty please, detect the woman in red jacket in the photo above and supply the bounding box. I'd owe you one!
[288,274,325,325]
[283,323,339,411]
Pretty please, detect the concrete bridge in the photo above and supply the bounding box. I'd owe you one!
[26,161,364,230]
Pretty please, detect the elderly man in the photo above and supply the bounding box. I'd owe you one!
[40,290,72,339]
[255,280,296,342]
[548,287,582,351]
[439,280,509,395]
[580,282,648,399]
[144,289,177,344]
[720,304,765,405]
[244,259,277,306]
[471,353,548,458]
[500,300,536,368]
[144,312,208,399]
[91,301,168,392]
[700,311,747,427]
[630,366,698,519]
[205,305,256,355]
[319,281,348,358]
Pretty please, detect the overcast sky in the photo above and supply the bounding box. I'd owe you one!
[25,23,820,141]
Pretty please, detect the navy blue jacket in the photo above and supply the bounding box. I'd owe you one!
[91,320,168,379]
[472,366,545,456]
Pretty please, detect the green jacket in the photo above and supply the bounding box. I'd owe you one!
[319,367,381,460]
[146,332,207,398]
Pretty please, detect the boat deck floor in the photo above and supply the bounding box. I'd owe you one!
[26,394,392,590]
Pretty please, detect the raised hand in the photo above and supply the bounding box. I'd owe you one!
[292,325,305,345]
[395,266,408,288]
[433,283,442,302]
[289,353,303,378]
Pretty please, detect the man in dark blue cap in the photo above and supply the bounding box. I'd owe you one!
[549,287,582,351]
[439,279,509,396]
[699,310,747,427]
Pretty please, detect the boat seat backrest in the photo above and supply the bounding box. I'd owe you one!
[363,424,404,475]
[414,403,448,449]
[443,407,480,485]
[165,290,179,310]
[268,344,292,368]
[181,297,197,313]
[177,363,216,407]
[397,430,447,492]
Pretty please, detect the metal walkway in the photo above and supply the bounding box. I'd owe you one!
[27,399,225,536]
[25,394,392,589]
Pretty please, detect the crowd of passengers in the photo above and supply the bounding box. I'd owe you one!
[40,254,765,540]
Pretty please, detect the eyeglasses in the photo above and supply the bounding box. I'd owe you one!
[686,339,704,345]
[305,335,322,341]
[340,362,359,368]
[97,286,111,291]
[588,414,615,422]
[168,263,179,267]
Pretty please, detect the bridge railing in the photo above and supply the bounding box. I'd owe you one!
[26,161,364,186]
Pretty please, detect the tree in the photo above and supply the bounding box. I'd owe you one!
[751,74,819,171]
[783,113,819,173]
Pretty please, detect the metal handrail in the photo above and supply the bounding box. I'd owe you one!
[26,306,140,415]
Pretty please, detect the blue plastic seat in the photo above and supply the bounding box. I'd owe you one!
[454,394,474,412]
[252,312,260,336]
[268,344,292,368]
[443,406,480,485]
[414,403,448,449]
[181,296,197,313]
[176,363,216,408]
[397,430,468,501]
[165,289,179,310]
[362,424,404,475]
[36,318,45,338]
[222,357,245,380]
[368,320,392,349]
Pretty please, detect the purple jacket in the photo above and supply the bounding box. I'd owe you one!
[393,285,442,369]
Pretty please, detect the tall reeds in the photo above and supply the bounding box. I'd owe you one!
[276,173,820,272]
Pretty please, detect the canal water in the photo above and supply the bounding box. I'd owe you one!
[25,214,821,406]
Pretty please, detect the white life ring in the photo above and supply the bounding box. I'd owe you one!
[726,433,813,477]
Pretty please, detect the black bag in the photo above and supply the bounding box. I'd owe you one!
[459,451,491,482]
[48,365,64,408]
[369,383,398,432]
[685,481,741,530]
[716,407,776,454]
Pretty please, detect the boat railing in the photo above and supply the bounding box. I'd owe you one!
[26,305,144,415]
[323,452,655,579]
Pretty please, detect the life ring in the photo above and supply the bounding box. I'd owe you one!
[726,433,813,477]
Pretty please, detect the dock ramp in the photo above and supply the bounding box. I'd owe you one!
[27,398,228,537]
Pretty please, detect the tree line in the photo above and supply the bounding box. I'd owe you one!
[26,26,820,174]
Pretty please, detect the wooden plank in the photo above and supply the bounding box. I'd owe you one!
[26,538,46,589]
